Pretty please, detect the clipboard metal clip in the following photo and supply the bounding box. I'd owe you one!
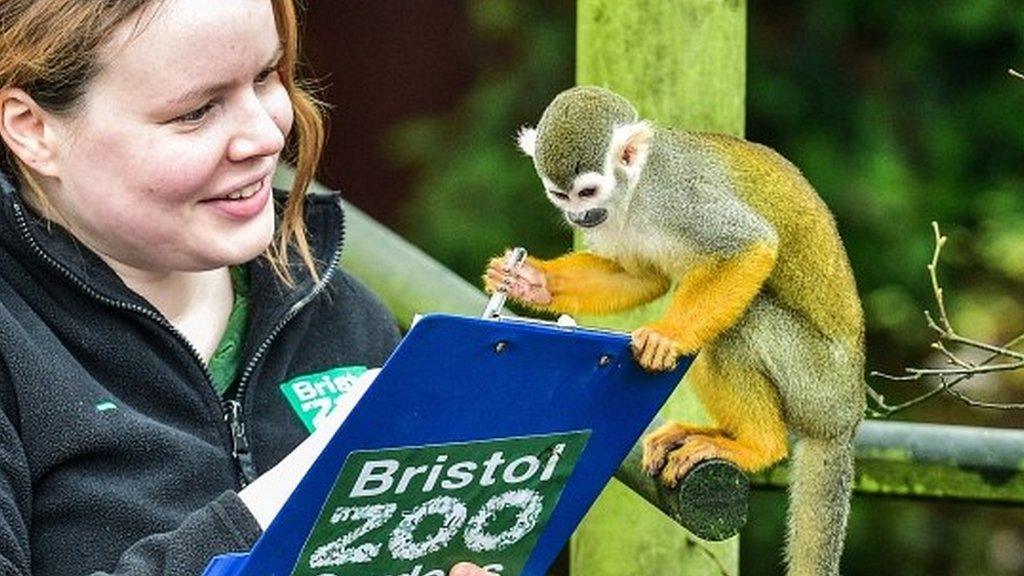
[482,246,527,320]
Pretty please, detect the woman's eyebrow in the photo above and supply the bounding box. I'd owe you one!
[166,47,284,107]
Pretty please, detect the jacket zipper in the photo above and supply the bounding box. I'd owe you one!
[222,204,345,486]
[11,197,345,487]
[224,398,257,484]
[10,202,218,384]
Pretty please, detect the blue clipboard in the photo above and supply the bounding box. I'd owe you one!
[205,313,689,576]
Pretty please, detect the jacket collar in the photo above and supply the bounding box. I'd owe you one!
[0,168,346,335]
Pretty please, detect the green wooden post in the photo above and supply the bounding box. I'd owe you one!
[572,1,746,575]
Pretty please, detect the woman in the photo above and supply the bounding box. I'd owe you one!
[0,0,493,574]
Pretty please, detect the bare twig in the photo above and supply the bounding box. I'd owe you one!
[926,223,952,333]
[869,333,1024,415]
[945,382,1024,410]
[924,310,1024,361]
[868,222,1024,415]
[901,361,1024,379]
[931,341,973,370]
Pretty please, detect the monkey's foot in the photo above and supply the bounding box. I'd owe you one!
[630,326,683,372]
[657,435,740,489]
[642,422,726,478]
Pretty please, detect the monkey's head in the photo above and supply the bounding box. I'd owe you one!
[517,86,652,229]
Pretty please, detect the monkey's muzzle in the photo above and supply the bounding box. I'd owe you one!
[566,208,608,228]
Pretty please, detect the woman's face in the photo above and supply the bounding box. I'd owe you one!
[44,0,293,273]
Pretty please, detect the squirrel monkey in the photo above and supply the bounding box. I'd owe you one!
[484,86,865,576]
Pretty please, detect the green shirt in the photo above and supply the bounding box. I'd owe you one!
[207,266,250,396]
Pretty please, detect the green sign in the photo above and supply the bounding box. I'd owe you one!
[280,366,369,432]
[292,431,590,576]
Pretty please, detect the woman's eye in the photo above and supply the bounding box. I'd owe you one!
[175,103,214,124]
[254,67,277,86]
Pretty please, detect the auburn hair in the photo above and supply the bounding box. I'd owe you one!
[0,0,325,283]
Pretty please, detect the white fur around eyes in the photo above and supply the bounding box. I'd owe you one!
[541,176,560,194]
[572,172,605,194]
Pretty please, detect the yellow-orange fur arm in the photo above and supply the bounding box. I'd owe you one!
[651,242,777,353]
[533,252,670,315]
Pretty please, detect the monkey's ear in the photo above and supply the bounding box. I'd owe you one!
[517,126,537,157]
[612,121,652,171]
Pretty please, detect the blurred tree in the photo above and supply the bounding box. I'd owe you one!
[301,2,478,224]
[743,3,1024,575]
[388,0,576,283]
[746,0,1024,427]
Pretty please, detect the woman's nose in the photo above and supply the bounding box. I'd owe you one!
[227,92,287,163]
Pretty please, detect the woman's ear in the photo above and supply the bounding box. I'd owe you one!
[0,88,62,178]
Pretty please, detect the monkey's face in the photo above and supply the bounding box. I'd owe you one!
[516,86,649,230]
[518,125,622,230]
[538,169,615,229]
[528,121,651,230]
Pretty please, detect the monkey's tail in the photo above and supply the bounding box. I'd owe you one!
[785,435,855,576]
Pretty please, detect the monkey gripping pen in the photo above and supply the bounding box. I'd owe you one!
[483,247,527,319]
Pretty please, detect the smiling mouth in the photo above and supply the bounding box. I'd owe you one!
[566,208,608,228]
[225,178,264,200]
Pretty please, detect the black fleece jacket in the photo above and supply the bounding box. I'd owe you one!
[0,171,401,575]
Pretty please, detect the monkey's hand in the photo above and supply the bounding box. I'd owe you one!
[484,252,553,307]
[630,325,685,372]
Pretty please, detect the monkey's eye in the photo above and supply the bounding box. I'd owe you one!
[578,187,598,198]
[549,190,570,201]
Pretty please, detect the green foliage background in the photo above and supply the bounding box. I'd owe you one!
[387,1,1024,574]
[388,0,576,279]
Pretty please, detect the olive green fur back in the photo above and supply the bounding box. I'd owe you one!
[695,133,864,349]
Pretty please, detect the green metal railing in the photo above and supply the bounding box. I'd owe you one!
[757,420,1024,505]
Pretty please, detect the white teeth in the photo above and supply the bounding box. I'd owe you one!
[227,180,262,200]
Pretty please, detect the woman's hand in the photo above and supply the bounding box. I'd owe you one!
[449,562,497,576]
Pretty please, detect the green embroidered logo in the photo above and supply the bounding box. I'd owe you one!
[279,366,368,432]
